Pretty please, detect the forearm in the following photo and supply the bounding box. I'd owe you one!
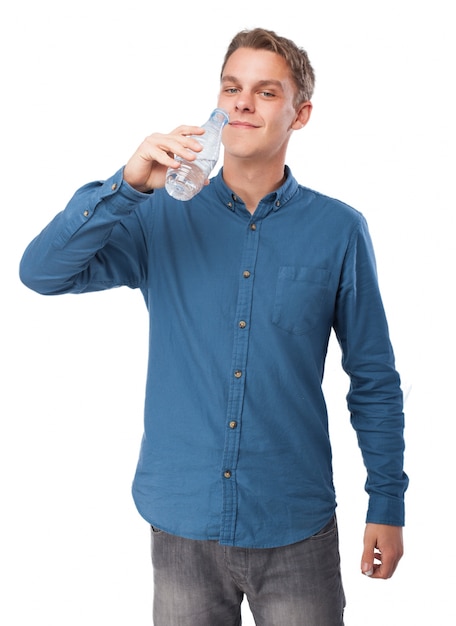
[352,399,407,526]
[20,169,149,295]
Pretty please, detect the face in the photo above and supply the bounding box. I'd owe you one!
[218,47,311,165]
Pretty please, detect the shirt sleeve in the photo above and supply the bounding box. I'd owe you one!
[333,215,409,526]
[19,169,151,295]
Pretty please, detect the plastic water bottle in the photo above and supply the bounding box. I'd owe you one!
[165,108,229,201]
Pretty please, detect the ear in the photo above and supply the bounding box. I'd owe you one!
[291,101,312,130]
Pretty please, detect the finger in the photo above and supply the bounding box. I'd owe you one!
[362,564,374,577]
[367,550,400,580]
[170,124,205,137]
[160,136,205,163]
[140,137,196,168]
[361,540,376,577]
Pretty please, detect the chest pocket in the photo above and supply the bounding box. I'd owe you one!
[272,266,331,335]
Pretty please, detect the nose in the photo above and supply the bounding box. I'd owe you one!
[234,92,254,112]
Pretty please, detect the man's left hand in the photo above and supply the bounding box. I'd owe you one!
[361,523,404,579]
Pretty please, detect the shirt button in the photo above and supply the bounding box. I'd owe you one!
[234,370,242,378]
[229,421,237,429]
[243,270,251,278]
[239,320,247,329]
[250,223,257,231]
[224,470,232,479]
[83,210,89,217]
[111,183,118,191]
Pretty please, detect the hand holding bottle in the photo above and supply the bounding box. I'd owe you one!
[165,109,229,200]
[123,125,206,193]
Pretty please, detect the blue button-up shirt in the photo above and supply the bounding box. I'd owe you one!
[20,166,408,548]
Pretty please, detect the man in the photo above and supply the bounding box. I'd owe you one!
[20,28,408,626]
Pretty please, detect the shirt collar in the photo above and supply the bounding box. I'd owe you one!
[211,166,299,215]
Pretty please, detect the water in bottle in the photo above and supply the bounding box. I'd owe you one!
[165,108,229,201]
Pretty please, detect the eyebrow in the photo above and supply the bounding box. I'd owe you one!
[221,76,285,91]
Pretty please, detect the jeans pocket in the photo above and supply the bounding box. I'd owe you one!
[311,515,337,541]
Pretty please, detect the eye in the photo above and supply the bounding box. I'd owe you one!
[260,91,275,98]
[224,87,240,94]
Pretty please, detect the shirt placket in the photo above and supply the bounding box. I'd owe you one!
[220,218,261,545]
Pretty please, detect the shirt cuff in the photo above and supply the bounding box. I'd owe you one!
[366,494,405,526]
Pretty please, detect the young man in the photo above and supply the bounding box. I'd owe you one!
[20,28,408,626]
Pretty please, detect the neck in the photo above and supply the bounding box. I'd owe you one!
[222,159,286,214]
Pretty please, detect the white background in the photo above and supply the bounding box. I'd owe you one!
[1,1,454,624]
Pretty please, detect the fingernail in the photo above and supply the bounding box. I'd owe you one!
[363,567,374,576]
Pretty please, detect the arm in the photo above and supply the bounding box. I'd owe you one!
[19,125,206,295]
[333,215,408,579]
[19,171,150,295]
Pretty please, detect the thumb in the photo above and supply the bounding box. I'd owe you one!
[361,529,376,577]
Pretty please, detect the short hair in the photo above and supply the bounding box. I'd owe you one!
[221,28,315,106]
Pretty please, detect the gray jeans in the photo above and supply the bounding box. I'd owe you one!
[150,515,345,625]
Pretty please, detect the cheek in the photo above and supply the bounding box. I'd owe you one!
[269,119,293,137]
[217,93,230,110]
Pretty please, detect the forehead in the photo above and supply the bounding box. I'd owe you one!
[222,47,293,85]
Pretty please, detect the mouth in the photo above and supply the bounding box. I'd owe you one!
[229,121,259,129]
